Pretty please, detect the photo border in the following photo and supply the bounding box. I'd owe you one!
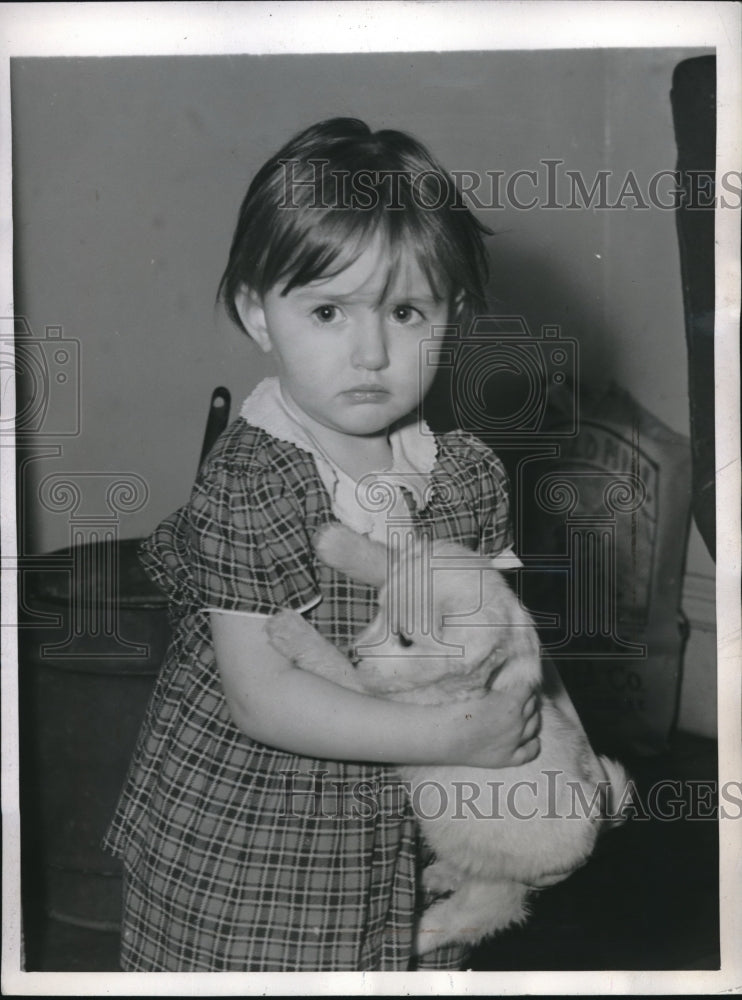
[1,2,740,995]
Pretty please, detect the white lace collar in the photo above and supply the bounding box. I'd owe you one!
[240,377,438,538]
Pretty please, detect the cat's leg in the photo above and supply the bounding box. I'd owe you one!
[265,610,366,691]
[415,879,530,955]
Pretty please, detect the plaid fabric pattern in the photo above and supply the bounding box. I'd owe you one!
[103,420,512,971]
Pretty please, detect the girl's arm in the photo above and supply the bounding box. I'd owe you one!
[211,611,540,768]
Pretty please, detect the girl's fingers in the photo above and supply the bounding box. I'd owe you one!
[521,693,538,718]
[513,736,540,765]
[521,709,541,743]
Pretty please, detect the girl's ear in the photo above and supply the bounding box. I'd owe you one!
[235,286,272,353]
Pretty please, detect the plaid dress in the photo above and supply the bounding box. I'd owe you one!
[103,417,513,972]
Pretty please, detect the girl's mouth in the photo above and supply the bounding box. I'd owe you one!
[342,386,391,403]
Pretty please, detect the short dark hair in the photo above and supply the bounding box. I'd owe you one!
[218,118,490,334]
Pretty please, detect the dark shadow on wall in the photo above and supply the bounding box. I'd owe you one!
[423,230,623,492]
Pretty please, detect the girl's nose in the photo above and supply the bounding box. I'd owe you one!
[350,315,389,371]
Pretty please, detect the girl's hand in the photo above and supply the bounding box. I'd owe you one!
[442,688,541,769]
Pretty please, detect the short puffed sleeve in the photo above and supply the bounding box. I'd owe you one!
[476,446,514,558]
[139,455,321,617]
[426,431,515,559]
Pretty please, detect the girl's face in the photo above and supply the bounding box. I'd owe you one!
[238,235,451,448]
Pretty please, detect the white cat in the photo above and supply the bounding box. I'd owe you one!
[266,523,629,955]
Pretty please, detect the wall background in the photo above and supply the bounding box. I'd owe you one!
[11,48,716,732]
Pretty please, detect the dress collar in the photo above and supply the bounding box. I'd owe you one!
[240,377,437,480]
[240,377,522,563]
[241,377,438,538]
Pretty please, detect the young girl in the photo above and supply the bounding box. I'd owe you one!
[103,118,548,973]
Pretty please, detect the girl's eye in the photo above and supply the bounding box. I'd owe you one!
[313,304,340,323]
[391,305,422,324]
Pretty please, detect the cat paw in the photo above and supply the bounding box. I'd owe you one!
[422,859,465,895]
[414,902,479,955]
[265,609,312,661]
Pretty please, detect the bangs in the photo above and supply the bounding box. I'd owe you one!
[275,209,451,309]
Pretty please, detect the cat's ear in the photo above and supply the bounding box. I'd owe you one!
[313,524,387,587]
